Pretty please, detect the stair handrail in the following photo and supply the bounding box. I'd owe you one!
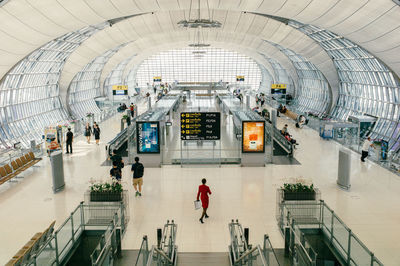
[135,235,149,266]
[263,234,281,266]
[234,245,267,266]
[146,246,174,266]
[229,219,249,262]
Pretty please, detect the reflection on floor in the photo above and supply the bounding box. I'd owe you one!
[272,156,301,165]
[0,98,399,265]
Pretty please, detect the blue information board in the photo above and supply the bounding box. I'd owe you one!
[136,121,160,154]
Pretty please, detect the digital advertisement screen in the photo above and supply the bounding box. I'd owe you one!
[114,90,128,95]
[242,121,265,153]
[136,122,160,154]
[271,88,286,95]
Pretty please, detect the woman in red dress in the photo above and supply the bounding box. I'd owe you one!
[196,178,212,224]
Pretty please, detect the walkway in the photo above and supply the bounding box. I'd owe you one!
[0,100,399,265]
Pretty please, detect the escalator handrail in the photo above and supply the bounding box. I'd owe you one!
[233,245,267,266]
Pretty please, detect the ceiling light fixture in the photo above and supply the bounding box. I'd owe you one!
[189,26,210,47]
[178,0,222,28]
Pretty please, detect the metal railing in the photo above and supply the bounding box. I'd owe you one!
[90,215,119,265]
[135,236,149,266]
[30,202,125,266]
[229,220,279,266]
[146,220,178,266]
[262,235,280,266]
[280,200,384,266]
[229,219,249,263]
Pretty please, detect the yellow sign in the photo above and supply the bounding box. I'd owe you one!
[112,85,128,90]
[271,84,286,89]
[153,76,162,81]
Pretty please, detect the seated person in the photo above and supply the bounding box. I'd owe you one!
[284,133,298,147]
[252,106,260,114]
[281,124,288,135]
[261,109,269,119]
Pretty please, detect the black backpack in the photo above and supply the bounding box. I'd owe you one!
[136,163,144,177]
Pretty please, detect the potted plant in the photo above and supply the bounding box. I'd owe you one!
[90,181,123,202]
[281,182,316,201]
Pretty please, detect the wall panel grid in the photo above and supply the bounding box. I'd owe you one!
[290,21,400,152]
[68,44,127,119]
[269,42,331,116]
[133,47,262,90]
[259,54,295,96]
[0,24,106,149]
[104,56,134,98]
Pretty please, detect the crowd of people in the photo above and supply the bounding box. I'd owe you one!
[108,151,145,197]
[255,93,266,106]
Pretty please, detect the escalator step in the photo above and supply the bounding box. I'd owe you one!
[177,252,230,266]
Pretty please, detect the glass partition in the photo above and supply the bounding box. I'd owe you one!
[280,201,384,266]
[31,202,124,266]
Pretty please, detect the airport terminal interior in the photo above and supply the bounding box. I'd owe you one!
[0,0,400,265]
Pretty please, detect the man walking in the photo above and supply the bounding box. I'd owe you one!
[361,136,375,162]
[109,150,124,169]
[66,127,73,154]
[131,157,144,197]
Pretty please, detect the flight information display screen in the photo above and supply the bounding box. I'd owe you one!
[180,112,220,140]
[136,121,160,153]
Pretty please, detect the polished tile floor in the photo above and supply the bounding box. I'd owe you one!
[0,103,399,265]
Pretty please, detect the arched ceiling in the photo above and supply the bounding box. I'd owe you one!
[58,10,337,102]
[0,0,399,92]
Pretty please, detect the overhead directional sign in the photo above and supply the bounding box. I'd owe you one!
[180,112,220,140]
[271,84,286,89]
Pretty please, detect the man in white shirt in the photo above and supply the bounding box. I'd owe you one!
[361,137,374,162]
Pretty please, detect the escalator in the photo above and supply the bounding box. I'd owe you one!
[115,219,283,266]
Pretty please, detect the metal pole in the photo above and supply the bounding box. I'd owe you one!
[70,213,75,245]
[330,211,334,244]
[320,200,324,229]
[80,201,85,231]
[120,201,125,232]
[54,233,60,265]
[347,230,352,265]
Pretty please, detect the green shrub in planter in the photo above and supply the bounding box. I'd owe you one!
[282,183,315,201]
[90,181,123,202]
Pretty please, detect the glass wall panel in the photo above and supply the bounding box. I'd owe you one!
[104,56,134,98]
[0,23,107,148]
[68,43,128,119]
[290,20,400,151]
[268,42,331,115]
[131,47,262,91]
[258,54,295,96]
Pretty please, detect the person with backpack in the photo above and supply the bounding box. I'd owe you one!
[110,161,122,182]
[131,157,144,197]
[109,150,124,169]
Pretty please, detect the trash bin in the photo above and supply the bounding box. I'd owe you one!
[337,148,351,190]
[50,150,65,193]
